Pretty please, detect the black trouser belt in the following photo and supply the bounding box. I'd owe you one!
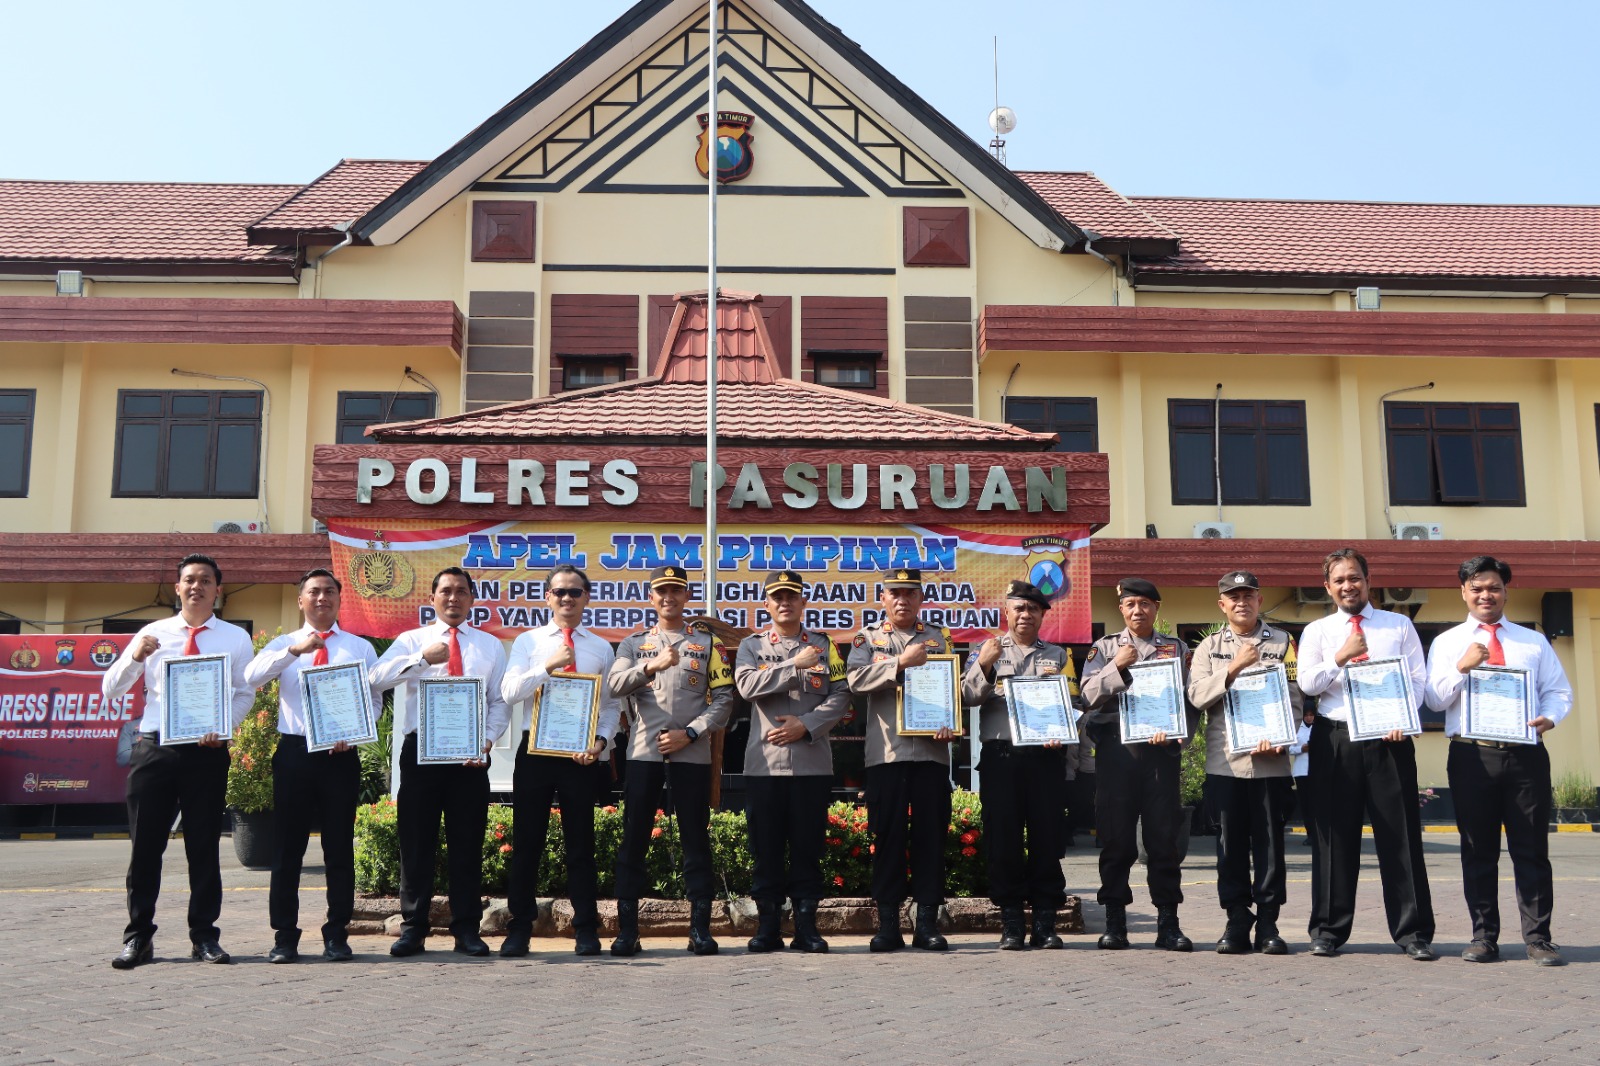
[1451,737,1530,751]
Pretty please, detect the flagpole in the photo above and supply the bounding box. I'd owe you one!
[704,0,720,625]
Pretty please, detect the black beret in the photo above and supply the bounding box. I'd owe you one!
[1115,578,1161,603]
[1005,580,1051,610]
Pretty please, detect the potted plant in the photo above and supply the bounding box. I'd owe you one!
[1551,770,1597,825]
[226,630,279,870]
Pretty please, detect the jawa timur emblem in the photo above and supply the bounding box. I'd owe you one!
[695,111,755,183]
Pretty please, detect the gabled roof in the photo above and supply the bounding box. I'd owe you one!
[247,159,427,245]
[1013,172,1178,257]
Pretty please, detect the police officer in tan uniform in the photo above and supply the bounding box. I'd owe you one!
[1080,578,1196,952]
[607,565,735,957]
[962,579,1080,950]
[734,570,850,953]
[847,567,958,953]
[1186,570,1300,956]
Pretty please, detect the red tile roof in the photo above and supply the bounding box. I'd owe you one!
[653,290,784,383]
[1014,171,1177,246]
[248,159,428,244]
[1130,196,1600,284]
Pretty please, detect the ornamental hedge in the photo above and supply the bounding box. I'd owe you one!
[354,790,988,899]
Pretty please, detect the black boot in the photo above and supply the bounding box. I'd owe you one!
[610,900,642,957]
[911,904,948,951]
[687,899,719,956]
[868,903,905,953]
[1030,909,1064,950]
[789,899,829,953]
[998,906,1027,951]
[1254,905,1288,955]
[746,900,783,953]
[1215,905,1254,955]
[1098,903,1129,950]
[1154,906,1193,952]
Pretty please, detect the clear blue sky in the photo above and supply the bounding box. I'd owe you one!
[5,0,1597,204]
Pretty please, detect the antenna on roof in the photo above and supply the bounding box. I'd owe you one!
[988,37,1016,165]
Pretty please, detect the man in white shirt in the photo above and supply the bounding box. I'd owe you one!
[102,553,255,970]
[1297,548,1435,960]
[369,567,509,958]
[1425,555,1572,966]
[498,565,620,958]
[245,568,380,963]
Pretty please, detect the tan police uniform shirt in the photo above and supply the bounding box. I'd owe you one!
[847,619,956,767]
[734,627,849,777]
[608,622,734,765]
[1079,628,1196,737]
[960,635,1080,742]
[1186,622,1301,779]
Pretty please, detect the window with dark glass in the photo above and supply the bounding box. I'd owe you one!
[1168,399,1311,505]
[559,356,629,392]
[336,392,438,444]
[1004,396,1099,452]
[1385,401,1524,506]
[113,390,262,499]
[0,389,35,497]
[811,351,880,390]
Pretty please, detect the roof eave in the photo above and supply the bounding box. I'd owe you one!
[1127,267,1600,295]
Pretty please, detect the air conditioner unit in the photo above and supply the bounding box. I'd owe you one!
[1382,588,1430,607]
[1193,522,1234,540]
[1394,522,1443,540]
[312,520,329,535]
[1296,587,1332,605]
[212,519,261,534]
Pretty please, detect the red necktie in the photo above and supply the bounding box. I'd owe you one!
[183,626,203,655]
[561,627,577,673]
[446,627,464,677]
[1348,615,1369,663]
[312,630,334,667]
[1480,623,1506,666]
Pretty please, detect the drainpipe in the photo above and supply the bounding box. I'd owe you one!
[310,221,356,299]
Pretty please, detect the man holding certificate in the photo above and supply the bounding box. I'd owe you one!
[1186,570,1301,956]
[245,568,380,963]
[370,568,510,958]
[1297,548,1435,960]
[961,580,1079,951]
[102,553,254,970]
[499,565,621,958]
[607,565,734,957]
[734,570,851,953]
[1080,579,1196,952]
[1425,556,1572,966]
[848,568,959,953]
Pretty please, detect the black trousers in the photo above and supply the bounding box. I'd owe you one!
[745,775,832,905]
[865,761,951,906]
[508,734,598,935]
[615,759,714,901]
[1306,717,1434,948]
[123,735,229,944]
[396,733,489,937]
[1092,723,1184,909]
[269,735,361,944]
[1207,774,1289,912]
[977,741,1068,909]
[1448,739,1554,944]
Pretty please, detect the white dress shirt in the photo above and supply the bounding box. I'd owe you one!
[1290,721,1312,777]
[369,622,511,744]
[245,623,382,737]
[1297,603,1426,722]
[101,613,256,736]
[502,624,622,756]
[1425,615,1573,738]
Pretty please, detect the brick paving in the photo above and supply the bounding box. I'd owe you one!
[1,833,1596,1065]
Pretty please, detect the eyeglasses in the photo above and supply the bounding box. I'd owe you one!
[549,587,586,599]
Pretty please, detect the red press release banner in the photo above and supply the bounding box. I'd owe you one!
[0,634,144,804]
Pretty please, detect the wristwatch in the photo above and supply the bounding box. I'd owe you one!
[684,726,699,742]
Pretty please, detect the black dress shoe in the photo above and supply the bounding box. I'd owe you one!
[500,929,532,958]
[1404,940,1437,961]
[1526,940,1565,966]
[573,933,602,957]
[268,944,299,964]
[389,930,427,957]
[322,937,354,962]
[111,938,152,970]
[1461,939,1499,963]
[1309,938,1338,957]
[190,940,232,964]
[453,934,491,957]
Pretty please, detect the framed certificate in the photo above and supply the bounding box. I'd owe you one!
[1118,657,1187,743]
[302,661,378,752]
[161,653,231,745]
[1343,657,1422,741]
[1223,663,1297,755]
[417,676,487,764]
[897,655,963,736]
[1463,666,1537,745]
[529,672,602,756]
[1005,675,1079,746]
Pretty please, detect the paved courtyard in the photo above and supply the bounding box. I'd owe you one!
[2,832,1596,1065]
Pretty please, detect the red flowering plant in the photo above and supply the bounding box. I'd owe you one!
[480,804,516,893]
[818,801,873,896]
[225,630,280,814]
[943,790,985,897]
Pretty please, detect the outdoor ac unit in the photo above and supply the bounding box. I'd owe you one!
[1193,522,1234,540]
[212,520,261,534]
[1394,522,1443,540]
[312,520,329,535]
[1383,587,1430,607]
[1296,587,1332,605]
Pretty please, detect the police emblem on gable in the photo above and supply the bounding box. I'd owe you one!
[695,111,755,183]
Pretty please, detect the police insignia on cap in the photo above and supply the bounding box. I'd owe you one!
[650,564,691,590]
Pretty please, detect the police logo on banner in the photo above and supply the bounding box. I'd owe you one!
[90,640,120,668]
[695,111,755,183]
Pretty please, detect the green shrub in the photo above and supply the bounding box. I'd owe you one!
[943,790,985,897]
[226,630,279,813]
[1553,769,1597,810]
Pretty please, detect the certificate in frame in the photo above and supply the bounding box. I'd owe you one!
[1004,674,1079,746]
[1118,657,1188,744]
[1462,665,1537,745]
[529,672,602,756]
[897,655,963,736]
[160,653,232,746]
[1342,657,1422,741]
[1222,663,1298,755]
[417,675,487,764]
[302,660,379,752]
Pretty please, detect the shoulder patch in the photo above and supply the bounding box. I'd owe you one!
[853,634,866,648]
[1085,647,1099,663]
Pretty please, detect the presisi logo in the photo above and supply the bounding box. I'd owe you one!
[90,640,120,668]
